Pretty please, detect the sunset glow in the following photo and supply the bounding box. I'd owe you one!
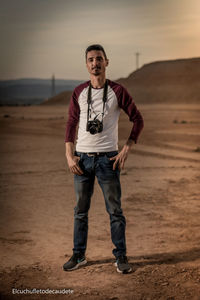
[0,0,199,80]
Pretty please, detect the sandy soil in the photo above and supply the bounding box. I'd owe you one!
[0,103,200,300]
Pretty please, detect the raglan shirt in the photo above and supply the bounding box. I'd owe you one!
[65,79,144,152]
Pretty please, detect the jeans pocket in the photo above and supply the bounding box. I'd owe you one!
[74,151,83,160]
[105,151,120,172]
[105,151,118,159]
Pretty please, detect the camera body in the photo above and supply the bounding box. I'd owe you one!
[86,119,103,135]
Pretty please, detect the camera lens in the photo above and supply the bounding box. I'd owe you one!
[89,125,97,135]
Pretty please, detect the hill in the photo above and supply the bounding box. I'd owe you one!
[117,57,200,104]
[41,91,72,105]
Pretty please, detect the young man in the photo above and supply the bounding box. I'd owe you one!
[63,44,144,274]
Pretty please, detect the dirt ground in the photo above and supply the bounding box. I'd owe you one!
[0,103,200,300]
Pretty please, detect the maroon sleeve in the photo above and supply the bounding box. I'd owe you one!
[65,90,80,143]
[111,82,144,143]
[65,81,89,143]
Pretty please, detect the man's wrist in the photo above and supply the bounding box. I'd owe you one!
[123,139,134,152]
[126,139,134,147]
[66,154,74,161]
[65,142,75,161]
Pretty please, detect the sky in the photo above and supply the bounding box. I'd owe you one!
[0,0,200,80]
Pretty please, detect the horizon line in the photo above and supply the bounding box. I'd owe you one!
[1,56,199,82]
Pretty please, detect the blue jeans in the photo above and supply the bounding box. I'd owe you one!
[73,151,126,258]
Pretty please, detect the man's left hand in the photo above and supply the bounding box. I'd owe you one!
[109,140,134,170]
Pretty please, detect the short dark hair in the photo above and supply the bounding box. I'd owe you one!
[85,44,108,61]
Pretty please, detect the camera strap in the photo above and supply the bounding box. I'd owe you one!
[87,79,108,123]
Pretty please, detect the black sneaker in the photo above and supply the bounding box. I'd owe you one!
[63,253,87,271]
[114,255,132,274]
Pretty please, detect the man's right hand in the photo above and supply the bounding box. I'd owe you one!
[67,156,83,175]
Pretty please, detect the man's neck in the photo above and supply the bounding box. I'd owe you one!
[90,76,106,89]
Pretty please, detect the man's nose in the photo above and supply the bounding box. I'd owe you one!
[92,59,98,66]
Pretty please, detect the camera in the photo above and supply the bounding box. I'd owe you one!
[86,119,103,135]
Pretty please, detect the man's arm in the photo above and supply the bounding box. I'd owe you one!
[65,89,83,175]
[111,84,144,170]
[65,91,80,143]
[65,142,83,175]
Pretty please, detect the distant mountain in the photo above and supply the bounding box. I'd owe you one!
[0,78,83,105]
[117,57,200,104]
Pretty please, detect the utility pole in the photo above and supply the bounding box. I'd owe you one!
[51,74,55,97]
[135,52,140,70]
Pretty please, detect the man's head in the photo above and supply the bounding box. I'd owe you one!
[85,44,108,61]
[85,44,109,77]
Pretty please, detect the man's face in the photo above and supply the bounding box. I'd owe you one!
[86,50,109,76]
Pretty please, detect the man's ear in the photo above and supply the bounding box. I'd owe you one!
[106,59,109,66]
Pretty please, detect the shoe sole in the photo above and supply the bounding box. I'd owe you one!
[114,262,132,274]
[63,259,87,271]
